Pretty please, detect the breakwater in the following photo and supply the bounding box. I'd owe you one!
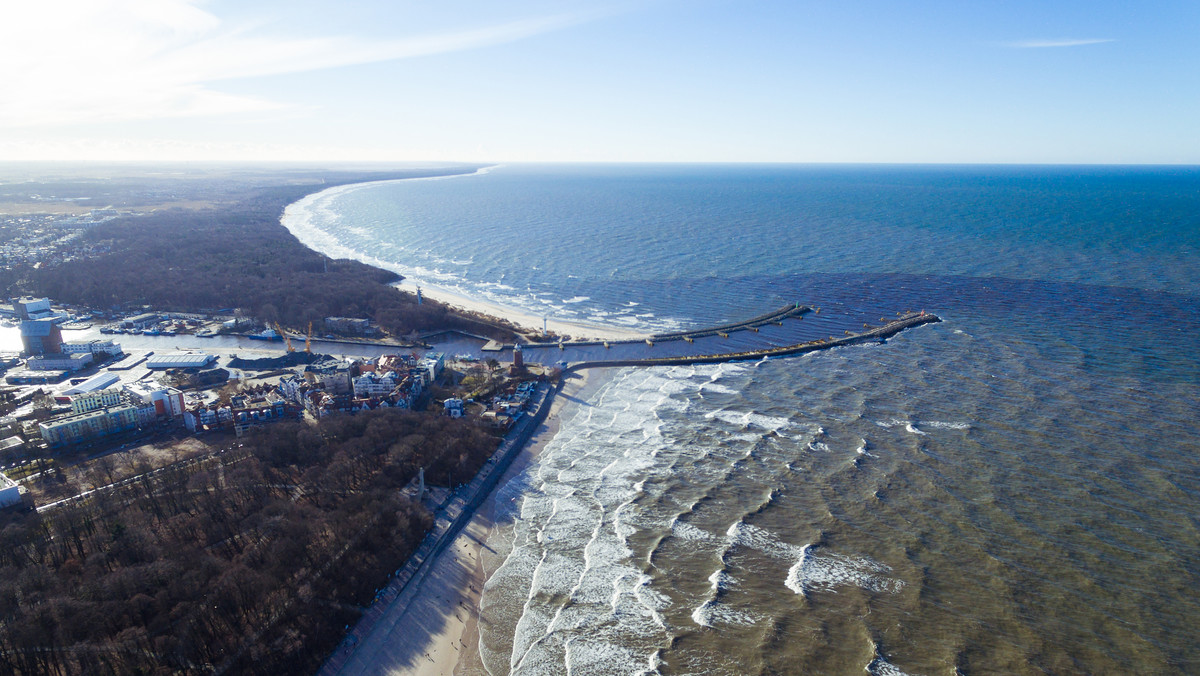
[562,311,940,372]
[519,303,812,349]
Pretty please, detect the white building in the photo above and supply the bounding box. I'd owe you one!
[418,353,444,384]
[279,374,307,403]
[26,353,92,371]
[0,472,21,509]
[353,371,398,398]
[70,388,123,414]
[14,297,51,320]
[62,340,123,357]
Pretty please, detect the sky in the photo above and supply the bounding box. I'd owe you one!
[0,0,1197,163]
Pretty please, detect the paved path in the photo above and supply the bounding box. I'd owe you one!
[319,382,556,676]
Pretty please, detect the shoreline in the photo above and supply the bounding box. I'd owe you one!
[277,168,648,343]
[327,370,604,676]
[393,279,648,342]
[452,368,605,675]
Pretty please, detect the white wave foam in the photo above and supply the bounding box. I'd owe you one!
[784,545,812,596]
[786,546,905,595]
[922,420,971,430]
[699,381,738,395]
[690,599,758,628]
[725,521,805,560]
[562,295,590,304]
[671,521,715,542]
[704,409,792,431]
[866,655,916,676]
[855,439,877,458]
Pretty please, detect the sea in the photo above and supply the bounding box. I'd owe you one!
[282,164,1200,675]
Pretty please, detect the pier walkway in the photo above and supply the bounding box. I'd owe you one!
[516,302,811,350]
[562,311,940,373]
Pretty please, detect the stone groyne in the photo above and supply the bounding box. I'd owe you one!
[563,311,940,373]
[517,302,812,349]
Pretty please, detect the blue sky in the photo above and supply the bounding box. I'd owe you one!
[1,0,1196,162]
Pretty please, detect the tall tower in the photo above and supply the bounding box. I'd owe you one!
[416,287,422,305]
[513,343,524,369]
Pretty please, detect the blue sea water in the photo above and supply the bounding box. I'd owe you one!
[284,164,1200,675]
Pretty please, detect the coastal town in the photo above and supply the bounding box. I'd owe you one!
[0,293,550,514]
[0,167,950,676]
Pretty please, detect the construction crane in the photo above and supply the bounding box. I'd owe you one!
[305,322,313,353]
[274,322,295,352]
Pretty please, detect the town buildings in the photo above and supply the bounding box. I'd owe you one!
[70,388,123,414]
[34,383,185,448]
[61,339,123,358]
[39,404,139,448]
[26,353,92,371]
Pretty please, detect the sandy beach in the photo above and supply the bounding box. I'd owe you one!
[329,369,602,676]
[393,279,647,342]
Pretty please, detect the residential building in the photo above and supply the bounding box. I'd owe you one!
[353,370,398,398]
[306,361,352,394]
[123,383,185,417]
[418,352,445,383]
[39,404,139,447]
[70,388,123,414]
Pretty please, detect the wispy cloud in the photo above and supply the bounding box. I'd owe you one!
[1005,38,1115,49]
[0,0,595,127]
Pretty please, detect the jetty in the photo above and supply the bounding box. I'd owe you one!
[513,302,811,350]
[562,311,940,372]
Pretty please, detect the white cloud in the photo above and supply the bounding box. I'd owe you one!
[0,0,593,127]
[1005,38,1115,49]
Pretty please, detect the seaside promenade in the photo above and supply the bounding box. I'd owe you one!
[320,381,558,676]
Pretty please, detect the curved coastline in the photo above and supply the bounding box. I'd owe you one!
[279,166,649,341]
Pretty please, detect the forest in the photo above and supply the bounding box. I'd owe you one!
[9,169,520,340]
[0,409,501,675]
